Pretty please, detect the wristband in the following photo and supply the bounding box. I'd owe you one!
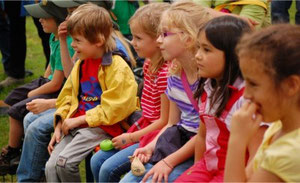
[162,159,174,169]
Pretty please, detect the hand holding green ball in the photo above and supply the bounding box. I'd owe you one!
[100,139,114,151]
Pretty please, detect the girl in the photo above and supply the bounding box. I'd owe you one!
[90,3,170,182]
[120,1,210,182]
[175,15,267,182]
[225,24,300,182]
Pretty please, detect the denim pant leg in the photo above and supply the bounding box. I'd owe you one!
[271,0,292,23]
[17,109,55,182]
[120,163,154,183]
[99,143,139,182]
[90,149,119,182]
[23,109,54,133]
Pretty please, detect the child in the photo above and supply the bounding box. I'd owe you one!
[0,0,72,174]
[120,1,210,182]
[52,0,136,77]
[90,3,170,182]
[224,24,300,182]
[174,15,267,183]
[44,3,138,182]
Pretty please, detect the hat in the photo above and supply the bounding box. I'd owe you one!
[24,0,68,24]
[52,0,112,10]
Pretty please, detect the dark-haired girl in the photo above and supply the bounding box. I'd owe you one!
[175,16,267,182]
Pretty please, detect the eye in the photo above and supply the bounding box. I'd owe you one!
[247,80,257,87]
[203,47,210,52]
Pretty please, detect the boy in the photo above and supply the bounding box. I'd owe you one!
[0,0,74,174]
[45,3,138,182]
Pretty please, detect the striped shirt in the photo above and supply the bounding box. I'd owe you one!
[166,75,200,133]
[141,60,169,121]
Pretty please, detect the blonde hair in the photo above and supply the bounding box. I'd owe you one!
[129,2,170,74]
[161,0,210,75]
[67,3,116,53]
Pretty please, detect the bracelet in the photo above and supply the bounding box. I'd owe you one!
[162,159,174,169]
[128,133,134,143]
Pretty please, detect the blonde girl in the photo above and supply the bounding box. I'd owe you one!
[225,24,300,182]
[90,3,171,182]
[120,1,210,182]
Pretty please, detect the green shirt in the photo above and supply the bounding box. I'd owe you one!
[194,0,271,28]
[111,0,137,36]
[48,34,74,80]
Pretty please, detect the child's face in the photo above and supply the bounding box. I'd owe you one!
[240,57,283,122]
[195,31,225,81]
[130,22,159,59]
[156,18,186,61]
[39,18,58,34]
[71,34,102,60]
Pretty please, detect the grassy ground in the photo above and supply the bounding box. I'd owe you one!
[0,3,298,182]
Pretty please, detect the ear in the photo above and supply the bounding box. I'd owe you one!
[282,75,300,97]
[95,38,104,48]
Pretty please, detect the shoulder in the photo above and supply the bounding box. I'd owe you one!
[260,126,300,181]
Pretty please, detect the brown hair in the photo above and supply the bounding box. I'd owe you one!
[236,24,300,86]
[129,2,170,74]
[67,3,115,52]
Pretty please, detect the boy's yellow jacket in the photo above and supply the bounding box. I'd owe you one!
[53,52,139,135]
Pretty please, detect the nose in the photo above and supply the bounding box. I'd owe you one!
[130,38,135,47]
[156,35,163,44]
[243,87,252,101]
[71,41,75,48]
[195,49,202,61]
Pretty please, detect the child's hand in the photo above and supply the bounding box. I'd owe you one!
[230,102,262,145]
[133,147,153,164]
[58,21,68,41]
[48,122,62,154]
[61,116,86,135]
[26,99,51,114]
[112,133,133,149]
[142,159,172,183]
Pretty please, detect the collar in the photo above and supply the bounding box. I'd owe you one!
[101,51,112,66]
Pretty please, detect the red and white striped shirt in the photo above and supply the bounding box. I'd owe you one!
[141,60,169,121]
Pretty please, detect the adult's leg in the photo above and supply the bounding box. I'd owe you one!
[17,109,55,182]
[0,11,10,73]
[3,1,26,79]
[296,0,300,25]
[271,0,292,23]
[99,143,139,182]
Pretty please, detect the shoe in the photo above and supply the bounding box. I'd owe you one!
[0,146,21,175]
[25,70,33,77]
[0,76,24,88]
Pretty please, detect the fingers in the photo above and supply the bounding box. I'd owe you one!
[164,174,168,183]
[48,137,55,154]
[142,170,152,183]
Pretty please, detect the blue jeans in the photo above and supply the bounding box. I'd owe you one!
[91,143,139,182]
[120,158,194,183]
[271,0,300,24]
[17,109,55,182]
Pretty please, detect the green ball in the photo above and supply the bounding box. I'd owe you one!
[100,139,114,151]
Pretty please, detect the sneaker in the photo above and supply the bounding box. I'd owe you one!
[0,76,24,88]
[0,146,21,175]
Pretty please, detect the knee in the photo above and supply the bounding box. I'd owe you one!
[45,158,56,174]
[23,113,34,133]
